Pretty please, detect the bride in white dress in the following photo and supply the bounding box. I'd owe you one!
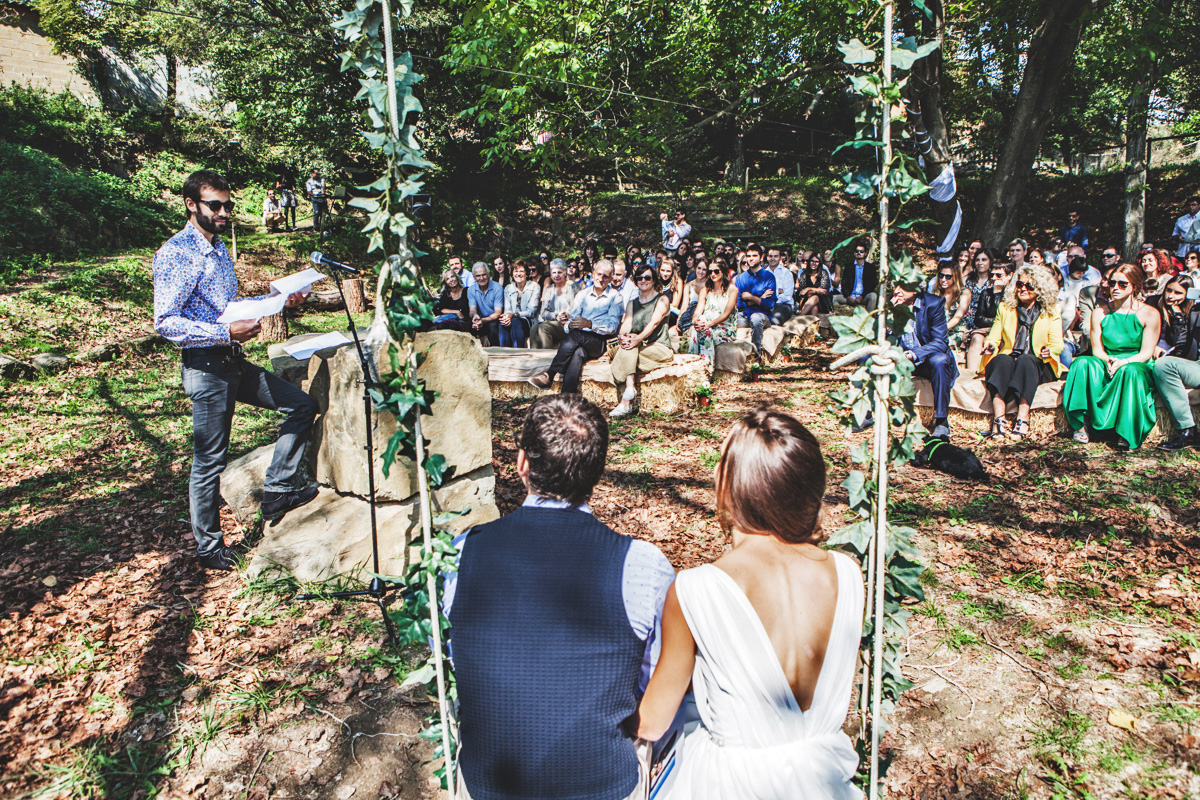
[637,409,865,799]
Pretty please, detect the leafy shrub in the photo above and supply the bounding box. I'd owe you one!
[0,143,175,258]
[130,151,201,204]
[0,85,118,170]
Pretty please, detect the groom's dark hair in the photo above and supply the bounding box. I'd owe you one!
[518,394,609,506]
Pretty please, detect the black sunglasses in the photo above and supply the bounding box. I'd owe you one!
[636,273,655,282]
[1015,280,1035,291]
[990,270,1005,277]
[938,273,955,280]
[1103,252,1119,258]
[1110,279,1131,289]
[708,268,723,275]
[196,199,235,213]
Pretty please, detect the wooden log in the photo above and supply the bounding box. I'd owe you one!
[343,277,367,313]
[259,311,289,342]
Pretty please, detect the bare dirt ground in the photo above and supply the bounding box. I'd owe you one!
[3,265,1200,797]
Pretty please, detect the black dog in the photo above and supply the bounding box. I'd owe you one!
[911,436,989,482]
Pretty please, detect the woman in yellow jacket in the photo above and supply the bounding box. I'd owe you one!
[978,265,1064,439]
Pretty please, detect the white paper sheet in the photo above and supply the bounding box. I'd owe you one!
[217,268,326,323]
[283,331,352,360]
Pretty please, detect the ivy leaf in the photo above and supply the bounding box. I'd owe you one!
[891,36,940,71]
[828,520,873,555]
[424,453,457,489]
[838,38,877,65]
[843,470,871,513]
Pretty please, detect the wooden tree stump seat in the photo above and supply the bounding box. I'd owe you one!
[486,348,709,413]
[913,376,1200,442]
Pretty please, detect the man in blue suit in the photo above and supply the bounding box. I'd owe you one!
[894,284,957,439]
[853,284,958,439]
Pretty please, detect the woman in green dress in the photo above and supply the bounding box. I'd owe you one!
[1062,263,1162,449]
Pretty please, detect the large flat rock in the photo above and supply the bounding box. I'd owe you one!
[246,465,500,582]
[309,330,492,502]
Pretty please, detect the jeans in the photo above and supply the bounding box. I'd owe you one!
[311,198,327,230]
[737,311,772,353]
[547,330,607,393]
[1153,356,1200,429]
[1059,340,1077,369]
[497,317,531,347]
[182,351,317,556]
[771,303,794,326]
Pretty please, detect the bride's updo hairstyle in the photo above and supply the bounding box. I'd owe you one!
[714,408,826,544]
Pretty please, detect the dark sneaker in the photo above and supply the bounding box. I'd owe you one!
[851,414,874,434]
[1157,428,1197,451]
[261,485,319,522]
[930,422,951,440]
[198,546,237,572]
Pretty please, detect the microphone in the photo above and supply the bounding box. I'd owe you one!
[311,251,360,274]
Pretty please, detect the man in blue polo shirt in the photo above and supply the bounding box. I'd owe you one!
[469,262,505,344]
[734,244,776,356]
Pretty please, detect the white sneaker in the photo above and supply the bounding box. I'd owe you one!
[621,387,637,403]
[610,402,634,419]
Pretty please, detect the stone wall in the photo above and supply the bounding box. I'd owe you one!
[0,8,97,103]
[236,330,500,583]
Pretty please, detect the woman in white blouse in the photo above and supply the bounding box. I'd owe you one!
[498,260,541,347]
[531,259,578,349]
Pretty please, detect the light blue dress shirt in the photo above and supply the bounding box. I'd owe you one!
[570,285,626,336]
[772,265,795,306]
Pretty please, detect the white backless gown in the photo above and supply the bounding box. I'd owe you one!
[666,552,865,799]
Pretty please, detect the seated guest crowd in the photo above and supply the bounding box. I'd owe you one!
[880,211,1200,451]
[447,394,863,800]
[436,228,880,417]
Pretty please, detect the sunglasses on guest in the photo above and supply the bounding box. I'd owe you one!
[938,273,955,281]
[1110,278,1131,289]
[1103,251,1119,259]
[1015,281,1035,291]
[196,199,235,213]
[636,273,655,282]
[708,268,723,275]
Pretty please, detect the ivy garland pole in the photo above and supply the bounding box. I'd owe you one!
[332,0,458,792]
[826,1,940,795]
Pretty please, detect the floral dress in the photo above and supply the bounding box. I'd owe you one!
[689,288,737,370]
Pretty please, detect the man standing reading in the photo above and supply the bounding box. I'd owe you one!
[154,170,318,571]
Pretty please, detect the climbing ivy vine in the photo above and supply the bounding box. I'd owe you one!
[823,8,939,792]
[332,0,458,789]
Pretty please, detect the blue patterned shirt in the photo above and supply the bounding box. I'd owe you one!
[153,223,263,348]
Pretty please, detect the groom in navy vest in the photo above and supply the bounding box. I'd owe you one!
[446,394,675,800]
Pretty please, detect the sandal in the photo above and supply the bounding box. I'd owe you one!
[1010,419,1029,440]
[984,417,1008,439]
[1072,427,1090,444]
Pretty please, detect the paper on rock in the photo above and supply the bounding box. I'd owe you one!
[217,268,326,323]
[282,331,352,360]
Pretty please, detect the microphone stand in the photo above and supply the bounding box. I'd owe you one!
[294,264,399,650]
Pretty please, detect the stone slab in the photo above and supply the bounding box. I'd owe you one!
[310,330,492,502]
[246,465,499,582]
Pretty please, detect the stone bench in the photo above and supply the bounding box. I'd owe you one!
[914,375,1200,441]
[486,347,708,413]
[711,315,822,381]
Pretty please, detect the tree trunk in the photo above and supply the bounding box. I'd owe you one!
[1122,79,1153,261]
[1122,0,1171,261]
[974,0,1108,250]
[259,311,289,342]
[343,277,367,313]
[725,126,746,187]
